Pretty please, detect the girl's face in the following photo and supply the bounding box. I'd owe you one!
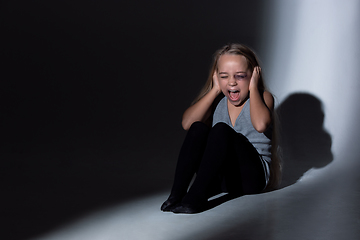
[217,54,252,106]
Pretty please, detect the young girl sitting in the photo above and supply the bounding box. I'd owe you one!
[161,43,280,214]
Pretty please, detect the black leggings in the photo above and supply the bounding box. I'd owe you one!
[170,121,266,207]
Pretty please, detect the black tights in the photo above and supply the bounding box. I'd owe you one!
[169,121,266,207]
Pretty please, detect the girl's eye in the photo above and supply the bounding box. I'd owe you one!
[220,76,228,79]
[235,75,246,80]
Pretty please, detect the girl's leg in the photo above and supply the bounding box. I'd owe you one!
[176,122,265,212]
[161,121,210,211]
[227,129,266,195]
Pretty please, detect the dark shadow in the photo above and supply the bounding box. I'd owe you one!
[276,93,333,188]
[0,1,265,239]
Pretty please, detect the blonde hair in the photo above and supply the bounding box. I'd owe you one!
[192,43,265,104]
[194,43,282,190]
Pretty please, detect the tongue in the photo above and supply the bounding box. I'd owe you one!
[229,91,240,101]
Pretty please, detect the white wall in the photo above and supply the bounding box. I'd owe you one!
[260,0,360,164]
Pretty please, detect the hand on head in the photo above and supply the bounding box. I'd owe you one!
[249,66,261,91]
[212,70,221,92]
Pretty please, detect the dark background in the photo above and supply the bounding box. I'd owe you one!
[1,1,266,239]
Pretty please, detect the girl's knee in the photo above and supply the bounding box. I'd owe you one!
[213,122,230,129]
[207,122,235,142]
[189,121,209,131]
[211,122,234,135]
[187,121,210,136]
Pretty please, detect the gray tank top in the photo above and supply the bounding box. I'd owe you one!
[212,97,272,184]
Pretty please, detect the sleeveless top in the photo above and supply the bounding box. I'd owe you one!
[212,97,272,185]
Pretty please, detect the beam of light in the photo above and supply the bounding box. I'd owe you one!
[260,0,360,161]
[31,181,359,240]
[30,193,270,240]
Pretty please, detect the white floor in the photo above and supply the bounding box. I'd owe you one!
[31,154,360,240]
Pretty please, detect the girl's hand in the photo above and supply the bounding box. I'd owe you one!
[212,70,221,92]
[249,66,261,91]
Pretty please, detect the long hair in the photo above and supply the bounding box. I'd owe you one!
[265,110,282,191]
[192,43,265,104]
[194,43,282,190]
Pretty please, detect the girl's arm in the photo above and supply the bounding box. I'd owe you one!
[249,67,274,133]
[182,72,221,130]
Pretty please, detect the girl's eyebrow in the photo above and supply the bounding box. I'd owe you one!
[219,71,247,74]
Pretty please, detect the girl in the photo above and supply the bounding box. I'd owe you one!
[161,43,280,214]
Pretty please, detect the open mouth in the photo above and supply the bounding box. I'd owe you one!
[228,90,240,101]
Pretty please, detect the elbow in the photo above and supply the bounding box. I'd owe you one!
[253,121,270,133]
[255,126,267,133]
[181,119,191,131]
[182,112,192,131]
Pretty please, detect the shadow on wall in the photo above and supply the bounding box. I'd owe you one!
[276,93,333,188]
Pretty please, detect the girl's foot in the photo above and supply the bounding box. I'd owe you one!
[161,196,181,212]
[171,203,204,214]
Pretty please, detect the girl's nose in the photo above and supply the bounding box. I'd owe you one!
[228,77,236,86]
